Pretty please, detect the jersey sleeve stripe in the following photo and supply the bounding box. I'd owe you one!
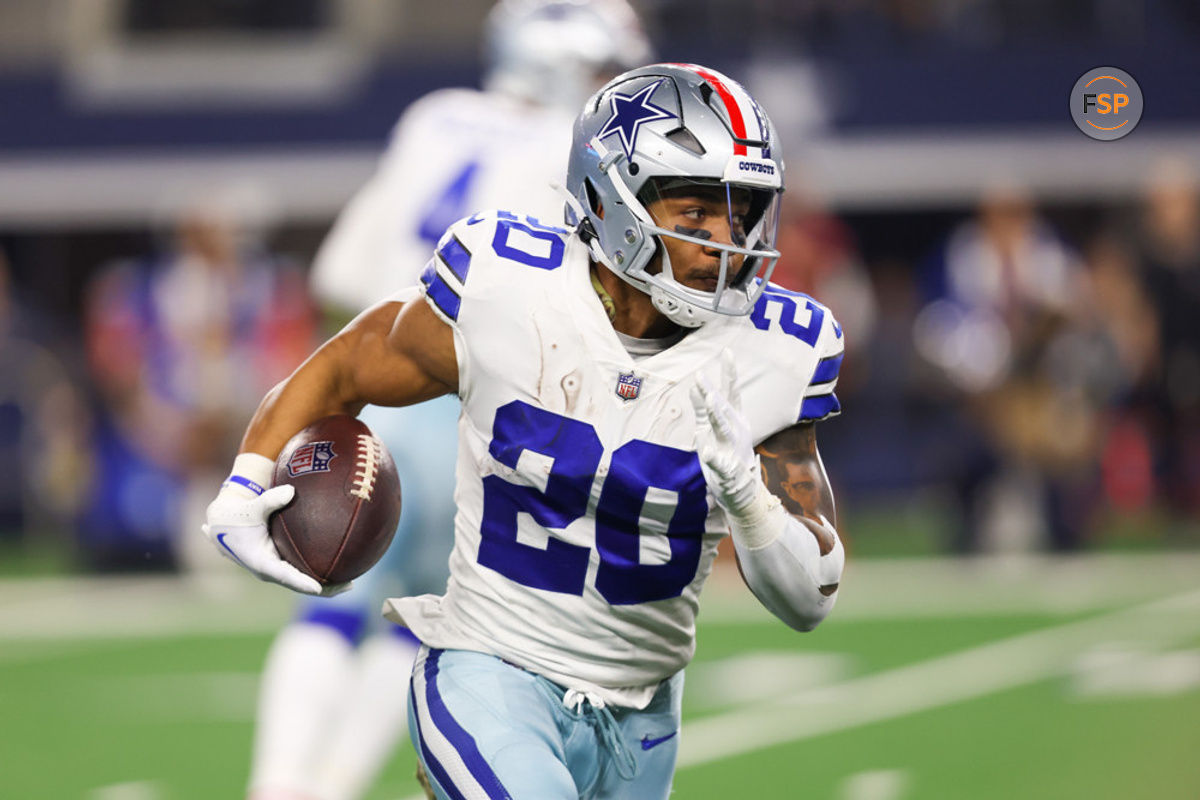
[420,261,462,321]
[799,392,841,423]
[811,352,844,385]
[804,377,838,398]
[438,236,472,284]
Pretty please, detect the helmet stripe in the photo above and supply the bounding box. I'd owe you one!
[667,63,755,155]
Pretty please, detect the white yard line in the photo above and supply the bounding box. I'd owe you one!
[392,586,1200,800]
[86,781,165,800]
[81,671,264,722]
[0,573,295,641]
[678,588,1200,767]
[5,555,1189,800]
[3,553,1199,642]
[699,551,1200,622]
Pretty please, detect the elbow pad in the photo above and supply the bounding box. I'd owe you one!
[732,505,845,632]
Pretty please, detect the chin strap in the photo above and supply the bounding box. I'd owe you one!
[650,284,717,328]
[556,178,737,329]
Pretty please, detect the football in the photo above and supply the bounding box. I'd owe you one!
[268,415,402,586]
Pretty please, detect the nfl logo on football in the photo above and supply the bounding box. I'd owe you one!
[615,372,642,401]
[287,441,337,478]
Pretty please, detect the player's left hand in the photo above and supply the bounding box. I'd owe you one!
[203,484,350,597]
[690,349,762,518]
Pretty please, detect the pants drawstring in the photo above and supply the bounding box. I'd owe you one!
[561,688,637,781]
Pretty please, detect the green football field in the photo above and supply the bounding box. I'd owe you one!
[2,552,1198,799]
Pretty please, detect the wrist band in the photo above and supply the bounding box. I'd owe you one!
[224,475,266,496]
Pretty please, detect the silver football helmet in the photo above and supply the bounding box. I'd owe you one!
[564,63,784,327]
[483,0,652,112]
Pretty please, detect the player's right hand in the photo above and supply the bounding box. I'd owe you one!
[203,483,330,596]
[691,350,761,519]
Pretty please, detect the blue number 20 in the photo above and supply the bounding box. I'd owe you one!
[477,401,709,605]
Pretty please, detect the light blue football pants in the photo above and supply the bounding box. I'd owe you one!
[408,647,684,800]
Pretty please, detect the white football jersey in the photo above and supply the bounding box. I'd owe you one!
[384,211,844,708]
[309,89,575,313]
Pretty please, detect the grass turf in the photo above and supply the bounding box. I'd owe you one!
[3,604,1197,799]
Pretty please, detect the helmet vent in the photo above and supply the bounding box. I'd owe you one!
[665,127,706,156]
[583,177,600,213]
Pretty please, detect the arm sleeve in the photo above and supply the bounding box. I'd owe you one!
[732,503,845,632]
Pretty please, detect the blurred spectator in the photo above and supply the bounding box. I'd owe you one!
[81,186,316,570]
[1129,159,1200,519]
[1084,233,1160,516]
[827,255,937,502]
[772,192,877,364]
[914,184,1100,552]
[0,247,88,543]
[769,190,885,509]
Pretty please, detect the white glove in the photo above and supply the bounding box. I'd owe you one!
[202,453,330,596]
[690,350,781,547]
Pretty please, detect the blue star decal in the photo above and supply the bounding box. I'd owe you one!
[597,79,676,160]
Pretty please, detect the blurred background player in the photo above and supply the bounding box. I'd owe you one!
[247,2,652,798]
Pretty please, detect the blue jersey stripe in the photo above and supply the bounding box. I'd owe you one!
[423,649,513,800]
[799,392,841,422]
[438,236,472,284]
[420,262,462,321]
[811,352,844,385]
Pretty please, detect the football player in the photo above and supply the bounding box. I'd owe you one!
[207,62,845,799]
[245,2,651,799]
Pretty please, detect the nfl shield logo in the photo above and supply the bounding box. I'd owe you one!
[287,441,337,478]
[615,372,642,401]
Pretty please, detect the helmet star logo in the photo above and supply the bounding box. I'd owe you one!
[597,79,676,160]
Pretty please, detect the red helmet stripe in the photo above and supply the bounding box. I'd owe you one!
[666,63,751,155]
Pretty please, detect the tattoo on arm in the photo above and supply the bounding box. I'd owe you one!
[755,422,839,594]
[755,422,836,530]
